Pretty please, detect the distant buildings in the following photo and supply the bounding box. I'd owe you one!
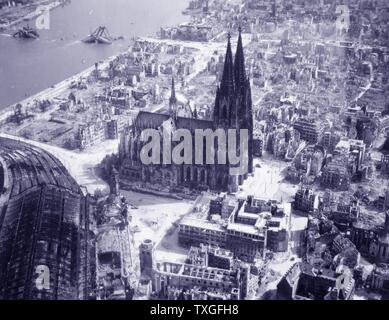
[329,199,360,232]
[104,85,132,107]
[0,0,31,9]
[321,131,341,152]
[160,23,214,42]
[334,138,366,173]
[187,0,208,11]
[76,115,128,150]
[343,105,379,147]
[265,123,300,159]
[318,136,370,191]
[293,145,324,178]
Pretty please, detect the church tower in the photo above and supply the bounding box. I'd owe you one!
[169,77,178,119]
[214,33,236,127]
[139,239,154,283]
[213,30,254,178]
[110,166,120,196]
[234,27,254,174]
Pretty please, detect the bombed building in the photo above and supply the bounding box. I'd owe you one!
[178,193,290,262]
[151,244,262,300]
[0,138,96,300]
[277,262,355,300]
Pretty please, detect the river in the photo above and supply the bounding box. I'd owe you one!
[0,0,188,109]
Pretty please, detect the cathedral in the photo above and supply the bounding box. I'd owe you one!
[118,30,254,192]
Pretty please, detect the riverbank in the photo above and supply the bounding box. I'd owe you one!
[0,0,63,30]
[0,48,120,124]
[0,30,250,118]
[1,0,190,108]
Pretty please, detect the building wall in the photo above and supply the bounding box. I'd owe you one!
[226,231,265,262]
[369,241,389,263]
[153,262,241,299]
[178,224,226,248]
[350,226,377,255]
[267,229,288,252]
[371,268,389,293]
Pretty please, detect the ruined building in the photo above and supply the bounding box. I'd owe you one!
[293,118,323,144]
[152,244,257,300]
[277,262,355,300]
[178,194,289,262]
[95,173,134,300]
[369,212,389,263]
[293,186,321,214]
[321,156,351,191]
[0,138,96,300]
[371,263,389,294]
[118,30,254,192]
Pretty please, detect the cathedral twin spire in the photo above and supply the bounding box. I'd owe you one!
[234,27,247,88]
[215,28,254,174]
[220,33,235,95]
[169,29,250,125]
[220,27,248,95]
[215,28,252,127]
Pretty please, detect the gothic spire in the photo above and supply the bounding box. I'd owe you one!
[169,77,177,106]
[234,26,247,87]
[220,33,235,94]
[193,105,198,119]
[169,77,178,119]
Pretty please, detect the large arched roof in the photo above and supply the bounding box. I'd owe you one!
[0,137,81,199]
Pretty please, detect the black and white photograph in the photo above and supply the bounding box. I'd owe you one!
[0,0,389,307]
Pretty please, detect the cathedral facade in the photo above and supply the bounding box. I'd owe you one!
[118,30,254,192]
